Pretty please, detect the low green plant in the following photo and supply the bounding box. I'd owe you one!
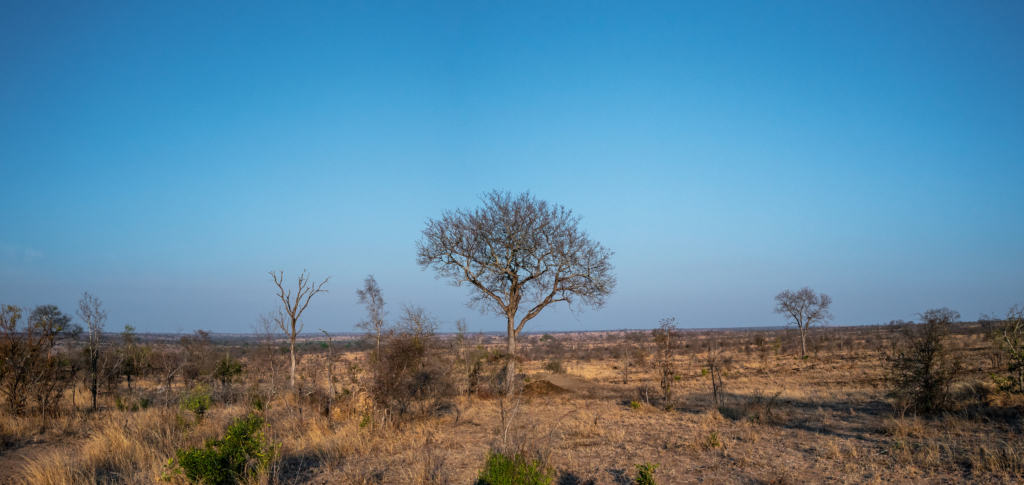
[476,451,554,485]
[166,413,277,484]
[182,384,212,419]
[634,462,658,485]
[703,431,721,449]
[629,400,642,410]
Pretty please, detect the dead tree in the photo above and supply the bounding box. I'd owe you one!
[774,287,832,358]
[257,310,284,395]
[356,275,387,361]
[77,292,106,411]
[417,191,615,394]
[704,340,732,407]
[652,317,680,403]
[270,270,329,389]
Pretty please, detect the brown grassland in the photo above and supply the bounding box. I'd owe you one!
[1,323,1022,484]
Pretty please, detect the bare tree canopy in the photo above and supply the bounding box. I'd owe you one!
[774,287,832,358]
[270,269,329,389]
[417,190,615,392]
[77,292,106,410]
[356,274,387,361]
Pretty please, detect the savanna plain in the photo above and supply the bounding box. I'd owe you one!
[1,308,1023,485]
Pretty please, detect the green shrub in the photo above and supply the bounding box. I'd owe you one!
[169,413,277,484]
[634,462,658,485]
[182,384,212,419]
[629,400,642,410]
[213,354,244,387]
[702,431,721,449]
[477,451,554,485]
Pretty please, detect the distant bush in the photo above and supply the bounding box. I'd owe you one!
[476,451,554,485]
[887,308,963,414]
[168,413,277,485]
[543,360,565,374]
[213,353,243,388]
[182,384,212,419]
[634,462,658,485]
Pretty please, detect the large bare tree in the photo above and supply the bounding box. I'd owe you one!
[77,292,106,411]
[774,287,832,358]
[356,274,387,361]
[417,190,615,393]
[270,270,330,389]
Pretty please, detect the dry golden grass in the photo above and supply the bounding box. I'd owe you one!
[1,328,1022,484]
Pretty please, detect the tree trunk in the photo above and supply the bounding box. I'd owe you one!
[289,335,296,389]
[506,315,517,395]
[375,329,381,362]
[800,328,807,358]
[90,350,98,411]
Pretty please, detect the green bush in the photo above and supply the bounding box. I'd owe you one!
[182,384,212,418]
[213,354,244,387]
[477,451,554,485]
[634,462,658,485]
[170,413,277,484]
[702,431,721,449]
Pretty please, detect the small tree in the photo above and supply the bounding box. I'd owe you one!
[180,329,215,384]
[118,324,150,393]
[774,287,832,358]
[0,304,75,415]
[356,274,387,361]
[652,317,680,403]
[77,292,107,411]
[213,352,244,389]
[417,191,615,394]
[704,340,732,407]
[269,270,329,389]
[887,308,962,414]
[993,305,1024,393]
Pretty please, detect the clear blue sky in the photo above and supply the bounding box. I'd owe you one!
[2,1,1022,333]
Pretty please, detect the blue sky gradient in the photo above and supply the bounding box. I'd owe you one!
[2,1,1022,333]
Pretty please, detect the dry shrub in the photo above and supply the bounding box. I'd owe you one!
[0,304,79,416]
[370,307,455,422]
[721,389,782,423]
[887,309,963,415]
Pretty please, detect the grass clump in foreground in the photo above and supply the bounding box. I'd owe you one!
[477,451,555,485]
[165,413,277,485]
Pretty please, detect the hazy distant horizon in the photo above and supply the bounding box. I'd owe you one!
[2,2,1022,334]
